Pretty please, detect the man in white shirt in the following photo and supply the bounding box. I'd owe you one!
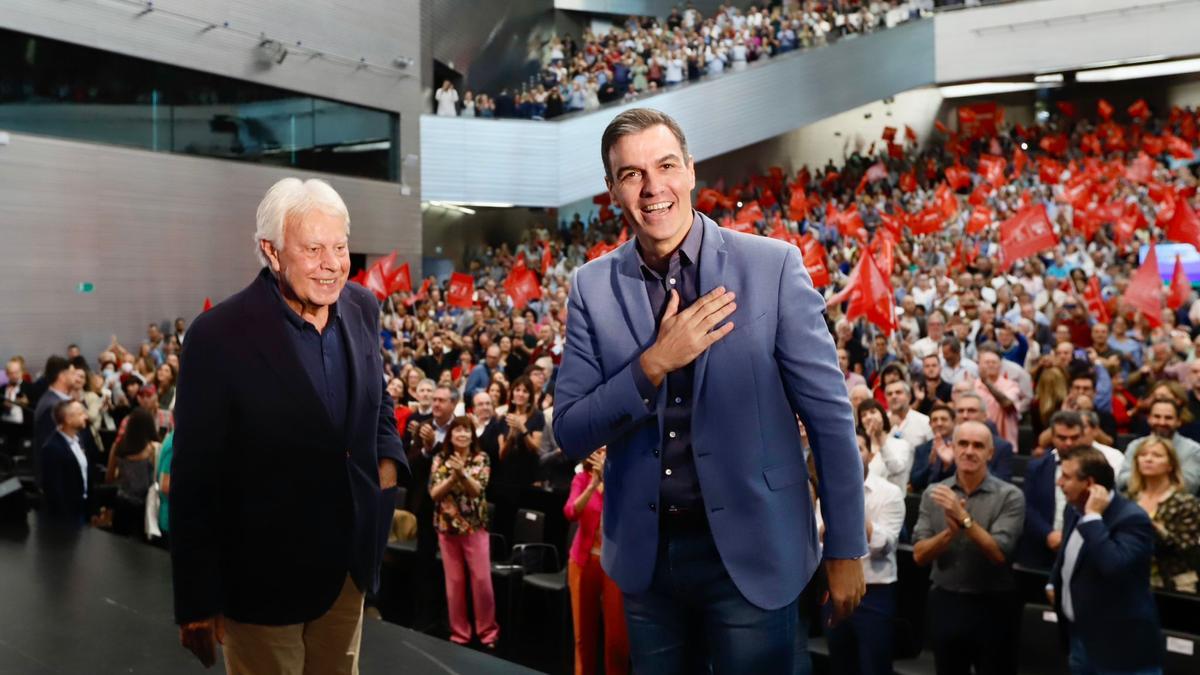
[886,379,933,452]
[940,337,978,385]
[823,432,906,675]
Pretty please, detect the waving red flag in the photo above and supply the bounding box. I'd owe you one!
[1000,204,1058,270]
[1039,133,1069,156]
[1012,144,1028,178]
[1084,277,1110,324]
[1123,246,1164,327]
[881,126,897,142]
[828,252,896,334]
[722,215,755,234]
[899,170,918,193]
[910,207,945,236]
[978,154,1007,187]
[944,164,971,191]
[587,240,616,260]
[1038,157,1062,184]
[447,272,475,309]
[934,120,949,135]
[695,188,721,213]
[1080,134,1102,156]
[878,211,904,240]
[1142,135,1166,157]
[1098,98,1114,121]
[788,188,809,221]
[967,182,991,207]
[1128,98,1150,120]
[966,206,992,235]
[1165,134,1195,159]
[542,243,554,275]
[905,125,918,143]
[936,182,958,219]
[363,261,390,301]
[1125,152,1155,184]
[887,142,904,160]
[869,233,895,276]
[202,297,213,312]
[504,265,542,310]
[801,239,831,288]
[1056,101,1077,118]
[1168,255,1191,311]
[1165,193,1200,251]
[388,262,413,295]
[828,203,867,241]
[736,201,764,226]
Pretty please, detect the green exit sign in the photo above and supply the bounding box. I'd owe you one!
[77,282,94,294]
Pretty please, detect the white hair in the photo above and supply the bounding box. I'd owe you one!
[254,178,350,267]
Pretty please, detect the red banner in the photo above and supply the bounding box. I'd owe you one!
[447,272,475,308]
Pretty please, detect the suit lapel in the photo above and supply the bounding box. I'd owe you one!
[339,296,365,446]
[693,215,729,394]
[615,241,656,349]
[244,271,335,436]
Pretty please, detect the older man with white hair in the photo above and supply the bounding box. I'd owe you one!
[170,178,408,673]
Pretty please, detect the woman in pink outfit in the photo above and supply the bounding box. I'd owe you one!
[430,416,499,648]
[563,448,629,675]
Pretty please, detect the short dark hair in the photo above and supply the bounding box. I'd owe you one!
[1049,410,1084,430]
[1062,446,1115,490]
[44,356,70,386]
[941,336,961,353]
[880,362,908,385]
[1150,398,1181,417]
[856,399,891,433]
[601,108,690,181]
[1068,363,1096,387]
[976,341,1002,358]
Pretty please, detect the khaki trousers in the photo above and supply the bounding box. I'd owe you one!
[223,575,365,675]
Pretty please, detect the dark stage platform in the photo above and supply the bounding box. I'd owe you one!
[0,516,542,674]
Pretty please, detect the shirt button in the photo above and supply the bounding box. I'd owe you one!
[674,397,683,404]
[669,278,677,285]
[649,503,657,512]
[665,468,673,476]
[653,448,660,457]
[669,431,677,439]
[643,398,651,406]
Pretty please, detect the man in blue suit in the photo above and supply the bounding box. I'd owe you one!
[1050,446,1162,674]
[554,108,867,674]
[170,178,408,673]
[1018,411,1084,571]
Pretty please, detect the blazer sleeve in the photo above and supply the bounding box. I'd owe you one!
[553,271,658,461]
[774,245,867,560]
[1077,506,1155,578]
[168,316,231,625]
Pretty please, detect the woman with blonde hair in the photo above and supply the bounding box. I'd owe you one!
[1125,436,1200,593]
[1032,366,1067,436]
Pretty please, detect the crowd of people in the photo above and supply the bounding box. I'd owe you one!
[6,94,1200,672]
[433,1,931,120]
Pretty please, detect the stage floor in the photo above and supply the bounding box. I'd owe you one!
[0,515,542,674]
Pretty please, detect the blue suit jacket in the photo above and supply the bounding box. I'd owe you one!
[554,214,867,610]
[1017,451,1058,570]
[1050,494,1162,671]
[170,268,408,625]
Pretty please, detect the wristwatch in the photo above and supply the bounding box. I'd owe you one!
[960,515,975,529]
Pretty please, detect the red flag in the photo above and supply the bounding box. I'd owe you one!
[1168,255,1191,311]
[1012,145,1027,178]
[828,203,867,241]
[541,243,554,275]
[905,125,918,143]
[899,170,917,193]
[1125,152,1155,184]
[1165,134,1195,159]
[504,265,541,310]
[1165,193,1200,250]
[363,261,389,301]
[1039,133,1068,156]
[1142,134,1165,157]
[202,297,213,312]
[695,188,721,213]
[978,154,1007,187]
[828,252,896,334]
[1056,101,1077,117]
[1084,277,1110,324]
[788,188,809,221]
[869,233,895,276]
[587,240,616,260]
[967,182,991,207]
[944,164,972,191]
[1128,98,1150,120]
[966,206,992,235]
[1123,246,1164,327]
[1080,133,1102,156]
[881,126,897,142]
[801,239,830,288]
[1000,204,1058,270]
[1038,157,1062,185]
[934,120,949,135]
[447,272,475,309]
[936,182,958,219]
[721,215,755,234]
[1098,98,1114,121]
[878,211,904,239]
[388,262,412,295]
[887,142,904,160]
[736,201,764,226]
[910,207,945,236]
[592,192,611,206]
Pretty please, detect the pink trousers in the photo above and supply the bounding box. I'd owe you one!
[437,530,500,645]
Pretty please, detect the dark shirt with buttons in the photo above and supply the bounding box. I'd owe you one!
[269,277,350,433]
[632,212,704,513]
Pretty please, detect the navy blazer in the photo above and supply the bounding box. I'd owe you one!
[554,214,867,610]
[1050,494,1162,671]
[39,432,89,525]
[1017,451,1058,570]
[170,269,408,626]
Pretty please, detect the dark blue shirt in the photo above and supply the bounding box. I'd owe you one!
[269,276,350,433]
[632,212,705,512]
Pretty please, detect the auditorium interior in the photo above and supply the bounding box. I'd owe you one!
[4,0,1200,673]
